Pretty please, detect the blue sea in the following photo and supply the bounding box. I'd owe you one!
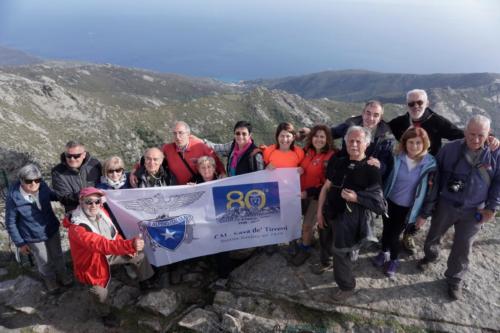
[1,0,499,81]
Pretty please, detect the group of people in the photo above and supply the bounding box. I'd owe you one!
[5,88,499,324]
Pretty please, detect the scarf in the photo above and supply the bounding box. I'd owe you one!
[100,173,127,189]
[229,139,253,176]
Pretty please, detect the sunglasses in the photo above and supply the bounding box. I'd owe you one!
[65,152,84,159]
[23,178,42,184]
[83,199,101,205]
[407,100,424,108]
[234,131,249,137]
[107,168,124,174]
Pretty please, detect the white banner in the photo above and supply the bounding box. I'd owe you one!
[104,169,302,266]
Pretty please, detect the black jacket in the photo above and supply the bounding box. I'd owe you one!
[135,157,175,188]
[227,141,263,175]
[51,153,102,212]
[388,108,464,156]
[331,115,395,180]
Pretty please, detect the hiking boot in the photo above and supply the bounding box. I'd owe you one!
[417,257,435,271]
[332,288,355,302]
[102,313,120,328]
[372,251,390,268]
[290,248,311,266]
[447,284,462,301]
[310,260,333,275]
[43,278,60,294]
[384,260,399,279]
[57,272,73,287]
[403,234,416,254]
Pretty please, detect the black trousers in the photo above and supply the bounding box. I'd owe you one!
[381,200,410,260]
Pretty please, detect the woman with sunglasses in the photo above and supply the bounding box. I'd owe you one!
[5,163,72,293]
[97,156,131,190]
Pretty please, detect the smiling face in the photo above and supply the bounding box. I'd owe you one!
[346,129,368,161]
[81,195,102,218]
[407,91,429,121]
[278,130,294,151]
[312,130,327,151]
[234,126,251,148]
[198,160,216,181]
[362,104,383,129]
[406,136,424,159]
[65,146,86,169]
[144,148,163,174]
[20,178,41,194]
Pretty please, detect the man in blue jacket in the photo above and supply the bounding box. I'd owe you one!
[417,115,500,300]
[5,164,72,293]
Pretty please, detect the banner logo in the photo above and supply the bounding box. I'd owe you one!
[212,182,280,224]
[139,214,194,251]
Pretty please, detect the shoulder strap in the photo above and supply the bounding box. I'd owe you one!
[177,152,197,177]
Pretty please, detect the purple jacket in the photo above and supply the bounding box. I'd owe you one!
[436,139,500,211]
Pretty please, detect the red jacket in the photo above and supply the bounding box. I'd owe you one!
[63,208,136,287]
[300,149,335,197]
[162,136,226,185]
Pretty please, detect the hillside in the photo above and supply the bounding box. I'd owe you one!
[0,46,43,66]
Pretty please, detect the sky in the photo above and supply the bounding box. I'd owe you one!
[0,0,499,80]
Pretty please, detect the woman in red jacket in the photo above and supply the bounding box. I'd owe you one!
[291,125,336,267]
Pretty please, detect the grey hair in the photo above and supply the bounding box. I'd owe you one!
[344,125,371,145]
[467,114,491,130]
[197,155,216,168]
[18,163,42,181]
[144,147,164,158]
[65,140,85,149]
[174,121,191,134]
[406,89,428,102]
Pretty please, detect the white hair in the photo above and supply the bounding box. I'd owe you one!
[466,114,491,130]
[344,125,371,145]
[406,89,428,102]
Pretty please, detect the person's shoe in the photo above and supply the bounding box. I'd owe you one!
[403,234,416,254]
[384,260,399,279]
[310,260,333,275]
[447,284,462,301]
[57,272,74,287]
[43,278,60,294]
[287,241,300,257]
[290,248,311,266]
[372,251,390,268]
[102,313,120,327]
[332,288,355,302]
[417,257,435,271]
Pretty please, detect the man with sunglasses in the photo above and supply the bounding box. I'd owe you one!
[51,140,102,212]
[389,89,464,156]
[5,164,72,293]
[63,187,155,326]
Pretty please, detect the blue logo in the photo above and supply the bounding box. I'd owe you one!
[139,214,193,251]
[212,182,280,224]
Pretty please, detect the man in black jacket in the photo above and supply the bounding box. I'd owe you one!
[52,141,102,212]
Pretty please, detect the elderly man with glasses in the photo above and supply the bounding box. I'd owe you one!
[63,187,155,326]
[5,163,72,293]
[51,140,102,212]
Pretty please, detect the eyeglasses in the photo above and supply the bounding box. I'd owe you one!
[83,199,101,205]
[234,131,249,137]
[23,178,41,184]
[107,168,124,174]
[407,100,424,108]
[173,131,186,136]
[65,152,84,159]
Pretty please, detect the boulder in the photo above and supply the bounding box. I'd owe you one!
[137,289,181,317]
[178,308,220,333]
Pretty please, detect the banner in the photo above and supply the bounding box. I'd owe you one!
[104,168,302,266]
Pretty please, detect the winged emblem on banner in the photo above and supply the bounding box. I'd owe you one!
[119,191,205,215]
